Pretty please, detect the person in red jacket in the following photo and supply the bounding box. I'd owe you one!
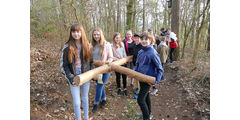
[167,29,178,63]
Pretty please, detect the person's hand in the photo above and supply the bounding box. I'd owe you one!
[72,81,78,86]
[129,58,133,62]
[93,76,98,80]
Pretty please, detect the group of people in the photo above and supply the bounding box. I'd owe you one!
[60,23,178,120]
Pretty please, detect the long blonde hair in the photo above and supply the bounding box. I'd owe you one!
[113,32,123,48]
[148,34,156,44]
[66,24,92,63]
[91,28,106,55]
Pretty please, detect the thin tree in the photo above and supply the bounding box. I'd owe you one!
[126,0,135,30]
[171,0,180,61]
[142,0,145,32]
[192,0,210,63]
[117,0,120,32]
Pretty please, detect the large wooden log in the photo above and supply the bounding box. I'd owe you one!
[110,64,155,85]
[73,64,111,86]
[74,56,133,86]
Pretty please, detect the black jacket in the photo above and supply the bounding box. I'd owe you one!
[60,44,93,84]
[133,44,143,66]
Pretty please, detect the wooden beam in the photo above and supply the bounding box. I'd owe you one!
[73,56,155,86]
[73,64,111,86]
[111,64,155,85]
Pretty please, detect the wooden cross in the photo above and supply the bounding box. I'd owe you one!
[73,56,155,86]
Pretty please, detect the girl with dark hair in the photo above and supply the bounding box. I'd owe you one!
[60,24,93,120]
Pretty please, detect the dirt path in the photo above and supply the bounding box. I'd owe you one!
[30,36,209,120]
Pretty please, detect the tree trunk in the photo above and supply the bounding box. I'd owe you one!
[142,0,145,32]
[132,0,136,33]
[59,0,68,30]
[192,0,209,63]
[163,1,167,28]
[181,0,198,58]
[171,0,180,61]
[117,0,120,32]
[126,0,134,30]
[207,22,210,52]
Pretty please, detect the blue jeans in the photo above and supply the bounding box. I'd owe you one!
[94,72,111,104]
[69,69,90,120]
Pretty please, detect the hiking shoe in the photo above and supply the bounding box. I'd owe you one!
[151,88,158,95]
[134,94,138,99]
[123,90,128,97]
[100,100,107,108]
[117,88,121,96]
[136,113,143,118]
[134,88,139,94]
[92,104,98,113]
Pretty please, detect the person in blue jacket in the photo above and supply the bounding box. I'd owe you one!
[134,32,164,120]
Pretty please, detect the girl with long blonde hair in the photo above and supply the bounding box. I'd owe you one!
[91,28,113,113]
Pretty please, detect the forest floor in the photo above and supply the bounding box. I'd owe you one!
[30,34,210,120]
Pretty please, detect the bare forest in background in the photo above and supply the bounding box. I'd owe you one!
[31,0,210,63]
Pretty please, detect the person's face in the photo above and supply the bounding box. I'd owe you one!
[134,36,141,44]
[126,32,132,40]
[167,30,171,34]
[149,31,153,34]
[141,37,150,47]
[71,30,81,40]
[114,35,121,44]
[93,31,101,42]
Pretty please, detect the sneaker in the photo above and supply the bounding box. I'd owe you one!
[117,88,121,96]
[92,104,98,113]
[100,100,106,108]
[123,90,128,97]
[134,88,139,94]
[150,114,153,120]
[136,113,143,118]
[151,88,158,95]
[134,94,138,99]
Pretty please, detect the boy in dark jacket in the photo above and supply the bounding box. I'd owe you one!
[132,32,143,99]
[135,32,164,120]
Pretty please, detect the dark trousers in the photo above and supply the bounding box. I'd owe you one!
[169,48,175,62]
[115,72,127,88]
[137,82,151,120]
